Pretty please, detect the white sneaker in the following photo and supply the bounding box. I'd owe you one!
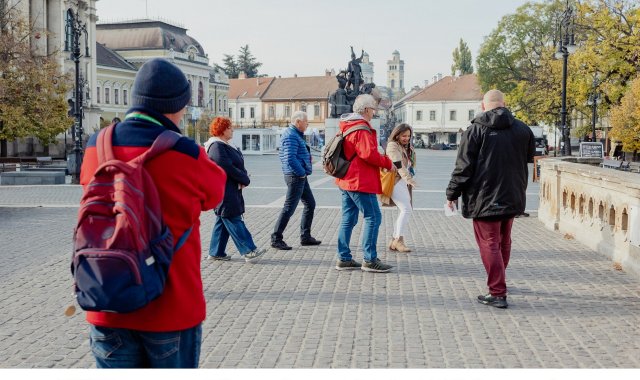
[244,248,266,263]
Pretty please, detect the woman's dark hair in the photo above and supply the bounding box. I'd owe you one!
[388,123,413,144]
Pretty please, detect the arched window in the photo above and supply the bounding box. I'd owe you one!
[187,80,193,106]
[198,82,204,107]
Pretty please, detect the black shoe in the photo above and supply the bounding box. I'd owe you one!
[516,212,530,218]
[300,237,322,246]
[271,240,292,250]
[477,294,508,308]
[335,259,362,271]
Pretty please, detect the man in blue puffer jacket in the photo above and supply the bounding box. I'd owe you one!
[271,111,321,250]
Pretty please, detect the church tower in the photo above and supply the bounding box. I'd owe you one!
[387,50,405,100]
[361,52,374,84]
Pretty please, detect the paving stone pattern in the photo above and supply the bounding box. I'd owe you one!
[1,204,639,368]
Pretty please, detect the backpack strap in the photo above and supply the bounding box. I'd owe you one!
[341,124,372,161]
[133,130,182,166]
[96,124,117,165]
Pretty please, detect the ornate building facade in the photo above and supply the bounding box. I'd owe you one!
[5,0,99,156]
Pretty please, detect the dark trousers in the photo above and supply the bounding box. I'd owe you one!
[472,217,514,297]
[272,175,316,242]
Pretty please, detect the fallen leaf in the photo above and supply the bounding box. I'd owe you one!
[564,233,574,240]
[64,305,76,317]
[613,262,623,271]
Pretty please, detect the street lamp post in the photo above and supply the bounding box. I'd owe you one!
[65,9,89,184]
[587,75,601,143]
[555,0,577,156]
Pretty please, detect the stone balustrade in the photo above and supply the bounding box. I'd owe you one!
[538,157,640,278]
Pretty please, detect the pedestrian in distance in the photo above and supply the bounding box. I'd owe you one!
[380,123,418,253]
[204,116,266,263]
[335,93,396,273]
[445,89,534,309]
[271,111,322,250]
[79,58,226,367]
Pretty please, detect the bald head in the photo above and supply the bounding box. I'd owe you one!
[482,90,506,111]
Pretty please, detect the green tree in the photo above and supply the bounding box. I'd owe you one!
[217,54,239,79]
[236,44,262,78]
[0,3,71,156]
[451,38,473,75]
[475,1,562,125]
[476,0,640,134]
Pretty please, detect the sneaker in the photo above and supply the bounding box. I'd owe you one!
[271,240,292,250]
[208,254,231,261]
[335,259,362,271]
[361,258,393,273]
[244,248,266,263]
[477,294,508,308]
[300,237,322,246]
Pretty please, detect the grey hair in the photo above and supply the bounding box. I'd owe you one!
[291,111,307,124]
[353,94,377,114]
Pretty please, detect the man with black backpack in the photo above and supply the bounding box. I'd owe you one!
[334,94,396,273]
[77,58,226,368]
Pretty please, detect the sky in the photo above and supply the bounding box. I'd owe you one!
[96,0,540,88]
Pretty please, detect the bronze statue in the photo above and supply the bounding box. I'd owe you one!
[347,46,364,95]
[328,47,376,118]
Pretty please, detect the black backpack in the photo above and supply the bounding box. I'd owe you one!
[322,124,370,178]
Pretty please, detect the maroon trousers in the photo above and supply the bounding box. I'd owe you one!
[472,217,514,297]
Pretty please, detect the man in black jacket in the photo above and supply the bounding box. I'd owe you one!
[445,89,534,309]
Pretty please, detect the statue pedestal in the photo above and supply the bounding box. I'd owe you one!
[325,118,381,148]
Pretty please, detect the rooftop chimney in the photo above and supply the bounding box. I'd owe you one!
[437,73,443,81]
[238,71,247,79]
[294,73,298,78]
[424,79,429,87]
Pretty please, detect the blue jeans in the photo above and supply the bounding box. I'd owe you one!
[209,215,257,256]
[337,190,382,262]
[271,175,316,242]
[89,324,202,368]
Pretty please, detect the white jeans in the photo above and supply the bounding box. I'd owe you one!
[391,178,412,238]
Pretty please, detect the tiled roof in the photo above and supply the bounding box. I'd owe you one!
[262,75,338,101]
[95,43,138,71]
[405,74,482,102]
[228,77,275,99]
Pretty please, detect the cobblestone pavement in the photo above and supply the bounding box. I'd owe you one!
[0,150,638,368]
[1,204,639,368]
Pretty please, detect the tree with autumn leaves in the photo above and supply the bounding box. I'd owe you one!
[0,2,71,157]
[476,0,640,151]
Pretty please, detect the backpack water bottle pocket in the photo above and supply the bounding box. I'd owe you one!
[72,249,146,313]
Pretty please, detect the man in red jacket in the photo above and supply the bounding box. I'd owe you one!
[80,59,226,367]
[335,94,396,273]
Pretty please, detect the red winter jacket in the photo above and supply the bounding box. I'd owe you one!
[335,115,392,194]
[79,107,226,332]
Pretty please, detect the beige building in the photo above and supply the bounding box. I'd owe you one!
[261,73,337,130]
[96,19,229,140]
[393,74,483,146]
[95,42,137,123]
[227,76,275,128]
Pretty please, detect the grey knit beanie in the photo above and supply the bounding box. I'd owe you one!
[132,58,191,114]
